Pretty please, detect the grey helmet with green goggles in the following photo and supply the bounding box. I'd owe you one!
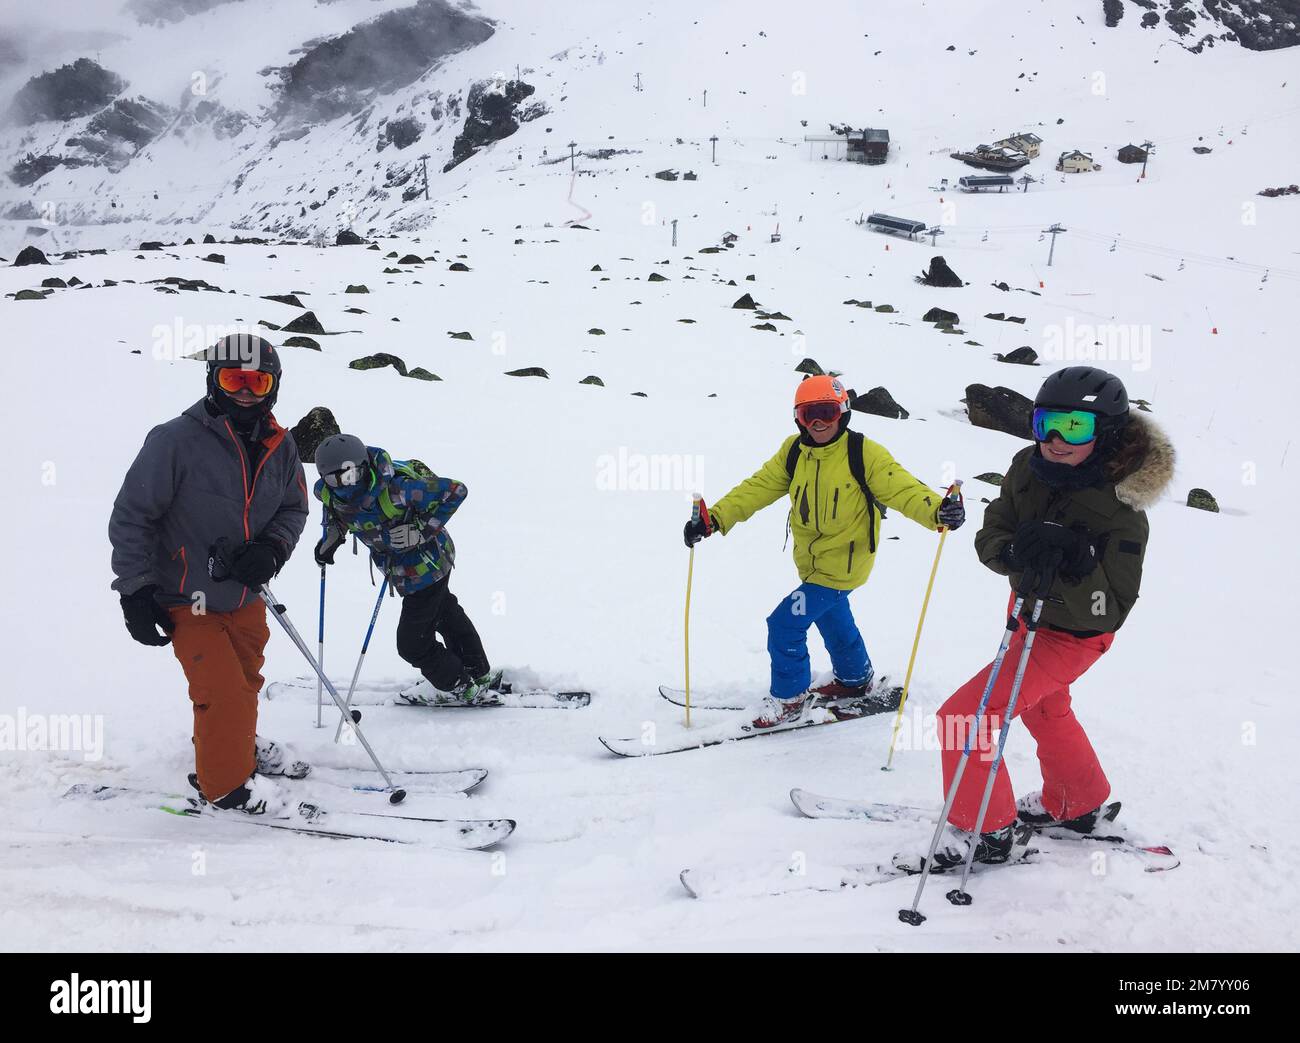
[315,433,373,490]
[1032,366,1129,447]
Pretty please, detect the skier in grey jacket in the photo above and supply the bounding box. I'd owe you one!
[108,334,308,814]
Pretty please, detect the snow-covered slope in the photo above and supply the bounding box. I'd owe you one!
[1,0,1298,951]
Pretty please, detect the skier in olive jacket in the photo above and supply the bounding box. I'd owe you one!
[685,375,965,728]
[108,335,309,814]
[903,365,1175,873]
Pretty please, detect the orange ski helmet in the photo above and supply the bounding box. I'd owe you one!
[793,375,851,428]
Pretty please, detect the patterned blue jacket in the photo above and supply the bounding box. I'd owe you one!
[313,447,466,595]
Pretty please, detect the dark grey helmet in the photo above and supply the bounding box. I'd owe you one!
[315,433,370,488]
[1034,366,1129,418]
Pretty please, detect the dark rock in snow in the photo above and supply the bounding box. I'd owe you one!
[647,272,669,282]
[1187,488,1219,512]
[407,367,441,381]
[350,353,407,375]
[290,407,340,462]
[965,384,1033,438]
[995,346,1039,365]
[732,293,758,309]
[345,284,369,293]
[505,367,549,378]
[448,331,473,340]
[580,375,605,386]
[973,472,1005,487]
[283,311,326,335]
[335,229,364,246]
[263,294,304,308]
[795,358,824,376]
[448,262,471,272]
[383,115,425,150]
[853,386,909,420]
[282,336,321,350]
[923,306,959,325]
[14,289,46,301]
[13,245,50,266]
[41,277,67,288]
[203,253,225,264]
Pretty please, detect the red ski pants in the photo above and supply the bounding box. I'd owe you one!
[938,620,1113,832]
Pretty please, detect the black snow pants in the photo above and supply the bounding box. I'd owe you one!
[395,576,489,690]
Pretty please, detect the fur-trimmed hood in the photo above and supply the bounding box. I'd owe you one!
[1113,412,1175,511]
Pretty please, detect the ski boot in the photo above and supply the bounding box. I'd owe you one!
[1017,790,1108,835]
[810,666,875,703]
[893,823,1020,874]
[750,691,809,729]
[189,772,289,817]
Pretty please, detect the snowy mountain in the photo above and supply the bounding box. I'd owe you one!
[1,0,1297,243]
[2,0,1298,952]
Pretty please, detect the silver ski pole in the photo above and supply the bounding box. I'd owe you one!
[899,571,1043,926]
[334,576,389,743]
[948,558,1060,905]
[260,585,407,805]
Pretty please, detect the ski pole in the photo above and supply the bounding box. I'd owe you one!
[259,584,407,805]
[316,561,327,729]
[898,569,1043,926]
[684,494,709,729]
[884,480,963,770]
[334,575,389,743]
[948,556,1060,906]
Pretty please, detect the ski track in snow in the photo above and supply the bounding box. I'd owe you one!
[2,0,1297,951]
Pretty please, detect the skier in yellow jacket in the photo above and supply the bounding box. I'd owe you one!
[684,376,965,728]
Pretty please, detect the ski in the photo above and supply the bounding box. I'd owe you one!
[789,790,1178,871]
[657,676,899,713]
[599,692,899,758]
[396,679,591,709]
[267,676,590,709]
[679,848,1031,900]
[303,766,488,796]
[63,783,514,850]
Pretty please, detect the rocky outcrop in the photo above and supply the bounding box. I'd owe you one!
[277,0,494,124]
[13,245,50,266]
[9,58,124,124]
[382,115,425,151]
[444,79,536,171]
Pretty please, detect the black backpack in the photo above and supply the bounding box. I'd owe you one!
[784,430,885,553]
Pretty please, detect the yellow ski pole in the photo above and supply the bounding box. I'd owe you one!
[684,494,710,729]
[883,480,963,770]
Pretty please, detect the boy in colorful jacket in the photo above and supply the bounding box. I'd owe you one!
[685,376,965,728]
[311,433,494,703]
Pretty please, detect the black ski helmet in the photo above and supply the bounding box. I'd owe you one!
[315,433,372,488]
[1034,366,1128,417]
[205,333,282,421]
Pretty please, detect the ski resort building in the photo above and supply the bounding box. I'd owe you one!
[1057,150,1099,172]
[804,128,890,164]
[864,213,927,239]
[993,131,1043,158]
[958,174,1015,192]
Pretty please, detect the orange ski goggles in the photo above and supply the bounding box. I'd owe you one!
[215,367,275,397]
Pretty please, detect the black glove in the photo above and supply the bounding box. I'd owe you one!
[936,498,966,531]
[315,526,345,567]
[683,510,716,548]
[120,584,174,646]
[1009,521,1095,578]
[228,540,281,587]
